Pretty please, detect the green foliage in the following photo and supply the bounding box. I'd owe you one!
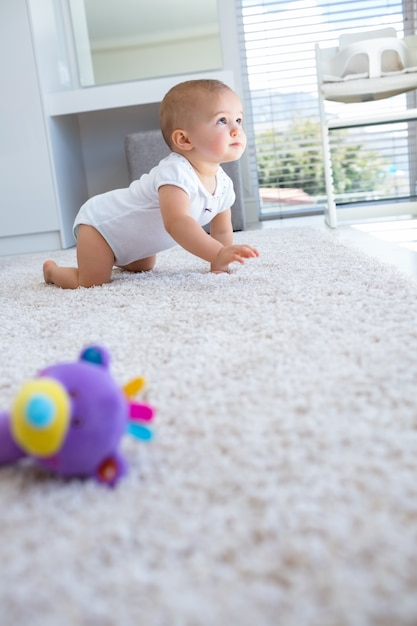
[255,117,388,198]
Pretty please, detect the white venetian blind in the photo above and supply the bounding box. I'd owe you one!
[236,0,417,219]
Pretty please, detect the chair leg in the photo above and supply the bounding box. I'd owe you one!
[318,95,337,228]
[321,126,337,228]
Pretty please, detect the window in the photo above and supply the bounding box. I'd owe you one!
[237,0,417,220]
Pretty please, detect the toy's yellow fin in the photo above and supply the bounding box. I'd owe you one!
[123,376,146,398]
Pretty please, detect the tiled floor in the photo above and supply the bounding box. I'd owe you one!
[254,215,417,281]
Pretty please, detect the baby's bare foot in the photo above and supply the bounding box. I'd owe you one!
[43,260,57,284]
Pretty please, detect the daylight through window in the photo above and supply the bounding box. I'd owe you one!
[237,0,417,219]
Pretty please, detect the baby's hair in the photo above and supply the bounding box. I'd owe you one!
[159,79,233,149]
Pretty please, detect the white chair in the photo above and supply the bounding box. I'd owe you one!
[316,27,417,227]
[124,129,246,231]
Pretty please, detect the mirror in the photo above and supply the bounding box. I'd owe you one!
[69,0,223,87]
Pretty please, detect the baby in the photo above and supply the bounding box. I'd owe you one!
[43,79,259,288]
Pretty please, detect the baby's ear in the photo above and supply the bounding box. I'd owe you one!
[171,129,193,151]
[79,345,110,369]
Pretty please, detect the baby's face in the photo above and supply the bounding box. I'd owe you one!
[186,89,247,164]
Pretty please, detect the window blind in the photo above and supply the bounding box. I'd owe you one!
[236,0,417,219]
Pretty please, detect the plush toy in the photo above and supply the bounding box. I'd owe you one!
[0,345,155,486]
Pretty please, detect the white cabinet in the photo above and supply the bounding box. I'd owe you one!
[0,0,238,256]
[0,0,61,255]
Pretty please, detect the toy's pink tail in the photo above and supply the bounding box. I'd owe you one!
[127,402,155,441]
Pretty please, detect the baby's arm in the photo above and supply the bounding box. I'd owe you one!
[159,185,258,272]
[209,209,251,273]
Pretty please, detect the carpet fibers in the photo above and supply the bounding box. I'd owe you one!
[1,227,417,626]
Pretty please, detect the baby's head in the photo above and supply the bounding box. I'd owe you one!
[160,79,237,150]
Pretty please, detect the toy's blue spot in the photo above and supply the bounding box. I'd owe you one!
[81,347,103,365]
[26,395,55,428]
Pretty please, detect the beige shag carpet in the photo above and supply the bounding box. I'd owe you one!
[0,227,417,626]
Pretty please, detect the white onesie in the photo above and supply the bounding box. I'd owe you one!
[73,152,235,267]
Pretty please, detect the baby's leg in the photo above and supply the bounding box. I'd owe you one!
[43,260,79,289]
[77,225,115,286]
[43,225,115,289]
[120,256,156,273]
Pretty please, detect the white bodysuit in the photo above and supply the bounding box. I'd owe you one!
[73,152,235,267]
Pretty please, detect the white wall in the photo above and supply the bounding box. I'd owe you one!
[92,35,222,84]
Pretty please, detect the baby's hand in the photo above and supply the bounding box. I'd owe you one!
[210,244,259,273]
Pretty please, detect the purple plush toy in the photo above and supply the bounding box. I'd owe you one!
[0,345,155,486]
